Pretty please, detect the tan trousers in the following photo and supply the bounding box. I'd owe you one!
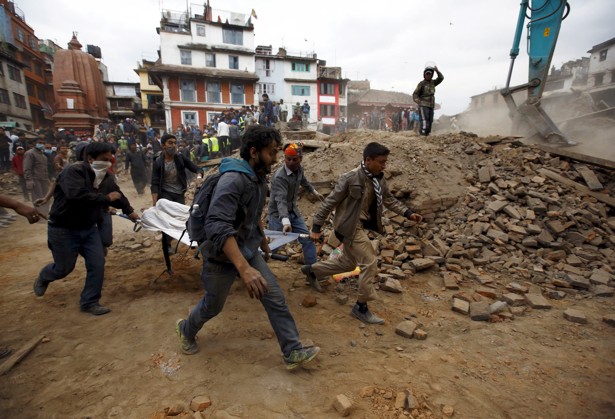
[311,227,378,303]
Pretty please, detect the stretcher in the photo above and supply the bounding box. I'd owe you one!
[140,199,301,277]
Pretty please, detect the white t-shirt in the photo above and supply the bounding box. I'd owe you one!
[218,121,229,137]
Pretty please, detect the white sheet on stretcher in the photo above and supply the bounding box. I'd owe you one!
[140,199,300,251]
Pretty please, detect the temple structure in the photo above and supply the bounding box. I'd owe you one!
[52,33,107,134]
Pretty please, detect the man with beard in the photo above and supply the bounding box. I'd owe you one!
[175,125,320,370]
[33,142,139,316]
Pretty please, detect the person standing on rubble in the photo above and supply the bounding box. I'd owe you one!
[268,142,323,290]
[301,142,423,325]
[175,125,320,370]
[413,66,444,136]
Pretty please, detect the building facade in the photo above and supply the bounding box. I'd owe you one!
[103,81,141,123]
[135,59,165,130]
[0,44,32,129]
[317,65,348,133]
[148,4,258,131]
[587,37,615,107]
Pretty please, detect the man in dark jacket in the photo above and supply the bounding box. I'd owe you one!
[151,133,202,205]
[175,125,320,370]
[125,143,148,194]
[413,66,444,136]
[33,142,139,316]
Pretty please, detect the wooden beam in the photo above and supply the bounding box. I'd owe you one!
[537,168,615,208]
[537,145,615,170]
[0,336,44,375]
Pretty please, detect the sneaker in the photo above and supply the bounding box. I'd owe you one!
[301,265,323,293]
[33,276,48,297]
[283,346,320,370]
[351,305,384,325]
[175,319,198,355]
[80,303,111,316]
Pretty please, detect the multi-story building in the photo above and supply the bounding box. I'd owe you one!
[134,59,165,130]
[587,37,615,107]
[148,4,258,131]
[103,81,141,124]
[0,0,52,128]
[255,45,319,122]
[0,43,32,130]
[317,65,348,133]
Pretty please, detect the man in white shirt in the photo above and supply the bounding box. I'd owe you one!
[217,118,230,156]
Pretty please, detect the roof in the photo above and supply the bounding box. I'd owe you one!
[349,89,415,108]
[148,64,259,81]
[588,37,615,53]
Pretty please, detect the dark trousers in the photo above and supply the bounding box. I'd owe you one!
[0,149,9,171]
[419,106,434,136]
[218,136,229,155]
[39,224,105,308]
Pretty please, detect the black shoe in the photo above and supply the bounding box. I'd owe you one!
[301,265,323,293]
[33,276,48,297]
[80,304,111,316]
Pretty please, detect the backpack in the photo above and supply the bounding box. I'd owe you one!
[185,171,254,257]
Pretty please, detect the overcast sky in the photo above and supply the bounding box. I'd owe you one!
[16,0,615,115]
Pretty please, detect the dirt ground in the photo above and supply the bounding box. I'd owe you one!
[0,132,614,419]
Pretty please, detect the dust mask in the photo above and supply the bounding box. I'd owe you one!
[90,161,111,188]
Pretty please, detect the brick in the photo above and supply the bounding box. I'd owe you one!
[476,287,497,299]
[452,298,470,315]
[478,166,492,183]
[380,278,403,293]
[590,269,612,286]
[593,285,614,297]
[406,244,422,254]
[506,282,528,294]
[487,200,508,213]
[395,252,409,261]
[302,295,318,307]
[442,272,461,290]
[565,273,591,290]
[359,386,375,398]
[333,394,353,417]
[503,205,522,219]
[410,258,436,271]
[380,249,395,259]
[470,301,491,321]
[487,228,508,243]
[335,294,349,305]
[545,290,566,300]
[502,293,526,307]
[563,308,587,324]
[190,396,211,412]
[524,294,552,309]
[395,321,417,339]
[413,329,428,340]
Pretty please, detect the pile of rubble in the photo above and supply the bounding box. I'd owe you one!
[285,130,615,326]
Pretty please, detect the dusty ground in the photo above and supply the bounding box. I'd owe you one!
[0,132,614,419]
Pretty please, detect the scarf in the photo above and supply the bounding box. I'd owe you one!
[361,161,382,208]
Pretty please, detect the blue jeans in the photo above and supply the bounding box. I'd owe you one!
[182,253,302,356]
[268,213,317,265]
[98,212,113,248]
[39,224,105,308]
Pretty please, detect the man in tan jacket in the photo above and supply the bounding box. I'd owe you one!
[302,142,423,324]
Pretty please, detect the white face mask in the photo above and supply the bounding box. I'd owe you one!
[90,160,112,188]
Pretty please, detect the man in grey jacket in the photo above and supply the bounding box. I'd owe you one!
[23,138,51,214]
[268,142,323,290]
[302,142,423,324]
[175,125,320,370]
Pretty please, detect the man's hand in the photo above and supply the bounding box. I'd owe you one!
[310,231,323,242]
[128,212,140,221]
[408,213,423,223]
[239,266,269,299]
[107,192,121,201]
[261,239,271,261]
[33,197,50,207]
[282,224,292,234]
[14,202,46,224]
[312,191,324,201]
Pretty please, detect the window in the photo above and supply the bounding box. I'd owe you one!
[291,62,310,72]
[257,83,275,95]
[180,79,196,102]
[196,24,206,37]
[14,93,27,109]
[147,94,163,108]
[291,85,310,96]
[27,82,35,97]
[34,62,43,77]
[16,28,25,42]
[180,50,192,65]
[147,74,155,85]
[320,83,335,95]
[205,53,216,68]
[37,87,45,101]
[29,36,37,49]
[230,83,244,104]
[339,83,345,96]
[182,111,198,127]
[599,49,607,61]
[7,64,21,83]
[207,81,221,103]
[228,55,239,70]
[222,28,243,45]
[320,104,335,117]
[21,55,31,70]
[0,88,10,105]
[595,73,604,86]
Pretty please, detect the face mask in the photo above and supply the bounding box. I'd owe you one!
[35,143,44,150]
[90,161,112,188]
[165,146,177,155]
[44,149,52,155]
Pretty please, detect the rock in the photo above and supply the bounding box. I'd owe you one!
[442,272,461,290]
[359,386,375,398]
[452,298,470,315]
[593,285,614,297]
[489,301,508,314]
[470,301,491,321]
[563,308,587,324]
[590,269,612,286]
[165,402,185,416]
[476,288,497,299]
[333,394,353,417]
[603,314,615,327]
[302,295,318,308]
[193,412,205,419]
[410,258,436,271]
[506,282,529,294]
[395,252,409,261]
[545,289,566,300]
[381,249,395,259]
[190,396,211,412]
[502,293,526,307]
[335,294,349,305]
[524,294,552,309]
[395,391,409,410]
[380,278,403,293]
[565,273,591,290]
[413,329,428,340]
[395,320,418,339]
[442,405,455,417]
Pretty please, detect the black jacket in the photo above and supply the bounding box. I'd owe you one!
[150,153,201,195]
